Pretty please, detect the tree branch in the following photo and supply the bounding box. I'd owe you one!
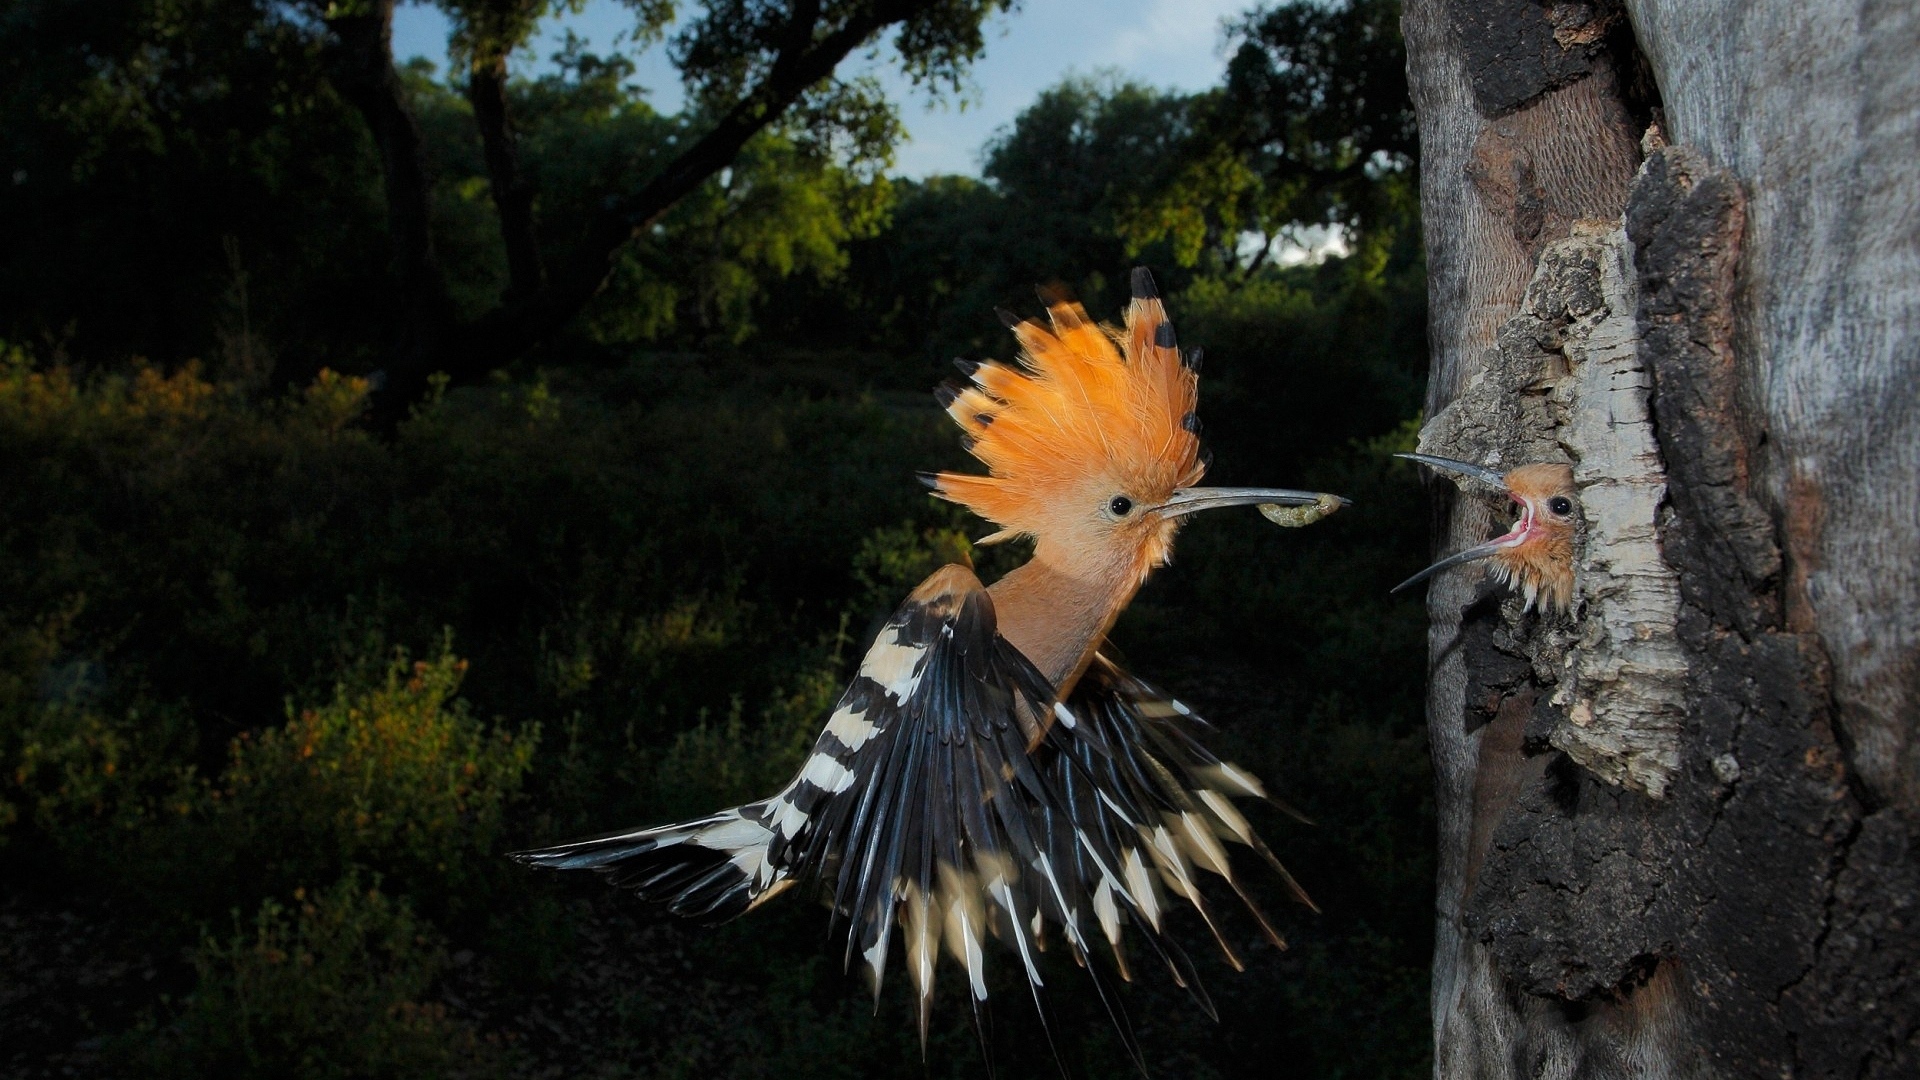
[377,0,915,407]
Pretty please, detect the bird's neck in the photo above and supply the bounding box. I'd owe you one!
[987,548,1142,697]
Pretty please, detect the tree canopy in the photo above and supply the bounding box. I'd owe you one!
[1,0,1012,413]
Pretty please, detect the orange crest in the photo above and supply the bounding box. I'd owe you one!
[927,277,1204,542]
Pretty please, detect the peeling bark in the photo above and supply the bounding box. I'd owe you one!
[1545,224,1688,799]
[1420,221,1689,799]
[1407,0,1919,1075]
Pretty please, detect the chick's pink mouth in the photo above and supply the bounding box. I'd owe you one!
[1495,497,1536,548]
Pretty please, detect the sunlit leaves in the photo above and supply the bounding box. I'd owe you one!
[1118,0,1416,275]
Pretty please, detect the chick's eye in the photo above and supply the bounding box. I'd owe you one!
[1108,495,1134,517]
[1548,496,1573,515]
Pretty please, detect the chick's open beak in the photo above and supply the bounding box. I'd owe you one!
[1155,487,1352,519]
[1390,533,1526,594]
[1390,453,1530,595]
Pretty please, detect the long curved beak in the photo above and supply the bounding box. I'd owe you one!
[1390,536,1519,594]
[1396,453,1509,490]
[1155,486,1352,519]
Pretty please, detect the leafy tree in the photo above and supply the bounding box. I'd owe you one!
[406,39,897,346]
[754,74,1201,362]
[0,0,390,377]
[0,0,1008,413]
[308,0,1014,418]
[1121,0,1416,274]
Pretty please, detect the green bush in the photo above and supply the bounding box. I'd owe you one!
[7,698,202,846]
[127,875,511,1079]
[220,644,538,908]
[645,654,845,820]
[0,598,203,852]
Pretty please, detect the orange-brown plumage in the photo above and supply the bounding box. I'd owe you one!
[923,274,1343,695]
[927,289,1203,582]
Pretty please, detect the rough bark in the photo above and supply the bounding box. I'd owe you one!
[1626,0,1920,813]
[1407,0,1919,1076]
[467,51,545,302]
[320,0,456,371]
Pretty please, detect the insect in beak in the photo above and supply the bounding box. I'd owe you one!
[1154,487,1352,519]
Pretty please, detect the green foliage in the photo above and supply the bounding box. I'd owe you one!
[0,0,390,374]
[673,0,1012,103]
[0,0,985,376]
[398,37,902,345]
[647,656,843,819]
[221,643,538,905]
[642,126,898,344]
[127,875,513,1079]
[1176,256,1427,478]
[640,516,980,821]
[755,75,1211,360]
[0,602,203,851]
[848,520,975,617]
[1122,0,1417,274]
[6,697,202,850]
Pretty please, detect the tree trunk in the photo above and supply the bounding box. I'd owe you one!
[321,0,456,382]
[467,50,545,303]
[1403,1,1919,1076]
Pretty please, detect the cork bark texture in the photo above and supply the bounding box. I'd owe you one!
[1406,1,1920,1076]
[1419,219,1688,800]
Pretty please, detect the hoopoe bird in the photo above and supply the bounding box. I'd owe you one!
[513,269,1344,1061]
[1392,454,1578,612]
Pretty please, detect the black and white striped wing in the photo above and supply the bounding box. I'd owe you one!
[515,566,1310,1060]
[781,573,1313,1046]
[520,564,1077,1039]
[1037,653,1315,988]
[778,564,1065,1040]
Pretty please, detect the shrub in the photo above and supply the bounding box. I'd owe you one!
[847,520,976,620]
[645,641,848,821]
[0,600,204,853]
[221,643,538,908]
[127,875,511,1079]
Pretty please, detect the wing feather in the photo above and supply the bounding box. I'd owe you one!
[514,570,1308,1071]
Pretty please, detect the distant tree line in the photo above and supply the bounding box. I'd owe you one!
[1,0,1412,398]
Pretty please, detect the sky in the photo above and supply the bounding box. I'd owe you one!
[390,0,1253,178]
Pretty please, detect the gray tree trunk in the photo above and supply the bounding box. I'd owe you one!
[1402,1,1920,1076]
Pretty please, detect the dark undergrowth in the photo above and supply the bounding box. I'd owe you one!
[0,250,1433,1079]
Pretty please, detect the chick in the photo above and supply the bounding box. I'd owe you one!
[1393,454,1577,612]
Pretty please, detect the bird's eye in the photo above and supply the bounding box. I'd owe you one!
[1108,495,1134,517]
[1548,496,1574,515]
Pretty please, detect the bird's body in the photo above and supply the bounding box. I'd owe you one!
[513,269,1341,1059]
[1393,455,1579,611]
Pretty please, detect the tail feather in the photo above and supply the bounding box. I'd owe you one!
[511,801,788,925]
